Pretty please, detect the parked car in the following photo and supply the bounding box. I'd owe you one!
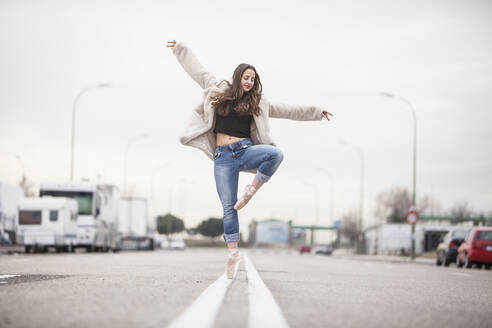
[436,228,470,266]
[314,244,333,255]
[154,235,170,249]
[170,239,186,250]
[299,245,311,254]
[159,239,170,249]
[457,227,492,269]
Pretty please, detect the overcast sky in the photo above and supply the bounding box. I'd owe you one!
[1,0,491,231]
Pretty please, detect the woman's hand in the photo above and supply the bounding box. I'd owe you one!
[322,110,334,121]
[166,40,176,50]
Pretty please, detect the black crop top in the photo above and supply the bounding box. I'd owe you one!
[213,104,253,138]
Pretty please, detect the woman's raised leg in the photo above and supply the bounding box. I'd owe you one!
[234,145,283,210]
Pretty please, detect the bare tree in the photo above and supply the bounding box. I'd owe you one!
[340,210,360,247]
[449,201,473,224]
[474,211,490,226]
[422,195,442,218]
[374,186,430,223]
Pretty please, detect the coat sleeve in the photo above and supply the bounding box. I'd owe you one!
[173,42,217,90]
[268,100,324,121]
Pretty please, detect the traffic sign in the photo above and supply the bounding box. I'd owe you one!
[406,205,418,224]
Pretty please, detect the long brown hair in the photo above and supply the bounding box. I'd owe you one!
[212,63,263,116]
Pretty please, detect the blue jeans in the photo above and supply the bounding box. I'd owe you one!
[214,138,284,243]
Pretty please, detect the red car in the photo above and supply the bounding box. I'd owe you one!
[299,245,312,254]
[457,227,492,269]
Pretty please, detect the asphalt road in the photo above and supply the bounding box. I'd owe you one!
[1,248,491,328]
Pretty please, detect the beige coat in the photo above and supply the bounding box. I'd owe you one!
[173,42,324,161]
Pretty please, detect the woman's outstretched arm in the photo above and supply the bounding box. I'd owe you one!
[268,100,333,121]
[167,40,217,90]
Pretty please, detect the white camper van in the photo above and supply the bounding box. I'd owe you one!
[17,197,78,253]
[39,181,121,252]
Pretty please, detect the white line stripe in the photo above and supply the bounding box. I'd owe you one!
[451,272,472,277]
[167,271,232,328]
[0,275,19,279]
[244,253,290,328]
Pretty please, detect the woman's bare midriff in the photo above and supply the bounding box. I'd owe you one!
[216,133,246,146]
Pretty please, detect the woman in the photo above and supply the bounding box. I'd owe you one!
[167,40,333,279]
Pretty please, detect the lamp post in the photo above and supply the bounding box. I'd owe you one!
[380,92,417,259]
[70,83,111,181]
[339,140,364,253]
[123,133,150,197]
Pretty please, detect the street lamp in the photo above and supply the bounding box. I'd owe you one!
[70,83,111,180]
[380,91,417,259]
[123,133,150,197]
[339,140,364,253]
[313,167,335,224]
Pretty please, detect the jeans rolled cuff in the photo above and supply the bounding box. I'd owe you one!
[224,232,240,243]
[256,171,271,183]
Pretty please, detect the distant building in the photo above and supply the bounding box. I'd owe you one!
[248,219,291,246]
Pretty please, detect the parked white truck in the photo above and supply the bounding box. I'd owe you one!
[119,197,154,250]
[39,181,121,252]
[17,197,77,253]
[0,182,24,245]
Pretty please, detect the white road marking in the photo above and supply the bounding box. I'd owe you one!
[244,253,290,328]
[0,275,19,279]
[451,272,472,277]
[167,260,240,328]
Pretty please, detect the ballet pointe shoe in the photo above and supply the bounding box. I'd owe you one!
[234,184,257,211]
[226,248,241,279]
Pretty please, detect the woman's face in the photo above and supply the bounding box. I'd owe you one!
[241,68,255,92]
